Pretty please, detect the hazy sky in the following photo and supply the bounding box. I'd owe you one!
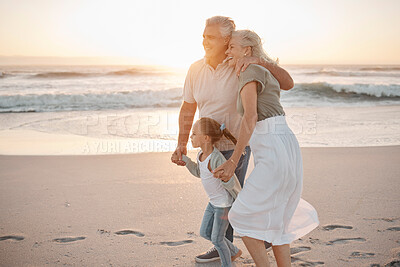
[0,0,399,67]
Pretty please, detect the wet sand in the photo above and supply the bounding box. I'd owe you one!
[0,146,399,266]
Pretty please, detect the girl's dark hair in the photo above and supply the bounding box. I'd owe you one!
[197,117,237,145]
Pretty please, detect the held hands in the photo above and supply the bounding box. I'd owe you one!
[212,159,236,182]
[171,145,187,166]
[235,56,262,76]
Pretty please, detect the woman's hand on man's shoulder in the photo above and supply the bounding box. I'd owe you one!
[235,56,262,76]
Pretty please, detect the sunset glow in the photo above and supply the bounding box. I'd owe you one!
[0,0,399,67]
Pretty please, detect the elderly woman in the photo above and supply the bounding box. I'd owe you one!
[213,30,319,267]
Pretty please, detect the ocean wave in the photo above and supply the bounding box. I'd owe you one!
[291,82,400,99]
[359,67,400,71]
[32,72,97,79]
[305,70,400,77]
[108,68,172,76]
[28,67,173,79]
[0,71,11,78]
[1,82,399,113]
[0,88,182,113]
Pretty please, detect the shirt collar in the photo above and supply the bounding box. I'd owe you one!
[203,56,230,69]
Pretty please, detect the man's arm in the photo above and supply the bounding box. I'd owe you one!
[235,57,294,90]
[178,101,197,147]
[171,101,197,165]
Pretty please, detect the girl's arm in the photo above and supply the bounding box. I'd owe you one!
[181,155,201,178]
[213,82,258,180]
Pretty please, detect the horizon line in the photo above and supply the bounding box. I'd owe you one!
[0,55,399,66]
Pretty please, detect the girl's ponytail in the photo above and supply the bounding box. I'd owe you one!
[198,117,237,145]
[222,128,237,145]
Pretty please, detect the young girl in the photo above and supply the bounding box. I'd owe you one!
[172,117,242,267]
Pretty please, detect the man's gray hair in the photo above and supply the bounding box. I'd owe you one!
[206,16,236,38]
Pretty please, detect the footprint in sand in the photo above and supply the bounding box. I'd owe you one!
[0,235,24,241]
[159,240,193,246]
[114,230,145,237]
[365,217,400,222]
[349,251,375,258]
[186,231,197,238]
[290,246,311,255]
[307,237,322,244]
[240,259,254,264]
[326,237,366,245]
[53,237,86,243]
[97,229,111,235]
[291,256,324,266]
[322,224,353,231]
[381,218,400,222]
[386,260,400,266]
[386,227,400,231]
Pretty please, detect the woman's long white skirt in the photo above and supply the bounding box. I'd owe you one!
[228,116,319,245]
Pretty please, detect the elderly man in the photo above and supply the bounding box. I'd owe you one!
[171,16,293,263]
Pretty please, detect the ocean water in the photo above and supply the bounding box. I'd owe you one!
[0,64,399,154]
[0,65,186,113]
[1,64,399,113]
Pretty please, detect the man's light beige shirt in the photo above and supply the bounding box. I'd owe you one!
[183,58,242,151]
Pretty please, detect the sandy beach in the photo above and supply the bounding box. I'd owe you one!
[0,146,399,266]
[1,2,400,266]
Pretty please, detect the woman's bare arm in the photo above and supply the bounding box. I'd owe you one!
[235,57,294,90]
[213,81,258,180]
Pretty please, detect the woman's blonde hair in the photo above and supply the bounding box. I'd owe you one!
[197,117,237,145]
[232,30,278,64]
